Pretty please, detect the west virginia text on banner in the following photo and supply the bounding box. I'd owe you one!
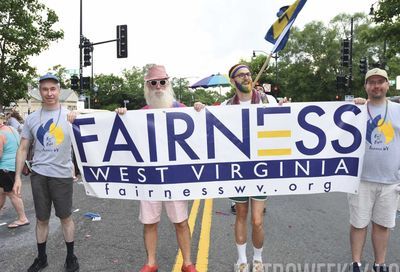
[70,102,367,201]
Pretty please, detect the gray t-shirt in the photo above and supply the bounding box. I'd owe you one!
[21,106,73,178]
[361,100,400,184]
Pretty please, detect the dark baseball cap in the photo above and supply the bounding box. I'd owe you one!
[39,73,59,83]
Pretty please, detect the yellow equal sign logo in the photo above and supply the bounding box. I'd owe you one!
[257,130,292,156]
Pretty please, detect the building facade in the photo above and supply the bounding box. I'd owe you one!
[15,88,79,118]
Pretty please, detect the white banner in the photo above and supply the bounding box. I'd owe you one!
[71,102,367,201]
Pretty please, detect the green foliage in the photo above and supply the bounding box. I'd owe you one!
[119,67,146,109]
[29,8,399,109]
[369,0,400,58]
[48,64,70,89]
[92,68,146,111]
[247,12,399,102]
[90,69,226,109]
[172,77,192,105]
[0,0,63,108]
[191,88,222,105]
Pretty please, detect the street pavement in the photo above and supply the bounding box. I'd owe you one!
[1,176,399,272]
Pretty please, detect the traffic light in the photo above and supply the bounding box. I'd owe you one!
[83,39,92,67]
[359,57,368,75]
[117,25,128,58]
[336,75,352,90]
[340,39,350,67]
[336,75,349,90]
[335,94,342,101]
[70,75,79,91]
[82,76,91,90]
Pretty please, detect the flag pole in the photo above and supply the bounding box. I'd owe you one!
[254,19,295,87]
[253,52,272,87]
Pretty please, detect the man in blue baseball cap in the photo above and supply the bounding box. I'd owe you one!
[39,73,60,83]
[13,73,79,272]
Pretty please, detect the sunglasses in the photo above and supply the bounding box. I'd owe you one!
[148,80,167,86]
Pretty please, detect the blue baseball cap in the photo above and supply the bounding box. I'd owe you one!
[39,73,59,83]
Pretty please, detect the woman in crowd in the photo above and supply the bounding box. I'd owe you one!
[6,111,24,133]
[0,123,29,228]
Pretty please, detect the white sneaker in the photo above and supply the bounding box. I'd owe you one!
[234,263,249,272]
[252,260,265,272]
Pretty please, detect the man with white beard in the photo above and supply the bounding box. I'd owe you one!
[116,65,197,272]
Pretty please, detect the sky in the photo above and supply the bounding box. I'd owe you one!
[30,0,371,84]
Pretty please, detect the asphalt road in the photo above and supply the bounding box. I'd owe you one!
[1,176,399,272]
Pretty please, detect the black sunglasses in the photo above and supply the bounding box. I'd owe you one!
[148,80,167,86]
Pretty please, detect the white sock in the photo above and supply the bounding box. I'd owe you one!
[253,246,263,262]
[236,243,247,264]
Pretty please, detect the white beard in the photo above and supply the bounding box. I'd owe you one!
[144,84,176,109]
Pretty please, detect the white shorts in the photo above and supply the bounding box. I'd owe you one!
[139,200,188,224]
[348,181,400,228]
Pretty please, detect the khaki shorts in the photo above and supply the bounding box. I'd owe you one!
[30,171,73,221]
[348,181,400,228]
[139,200,188,224]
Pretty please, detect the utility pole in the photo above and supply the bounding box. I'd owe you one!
[76,0,127,98]
[349,17,353,95]
[79,0,83,95]
[337,17,354,99]
[272,53,279,87]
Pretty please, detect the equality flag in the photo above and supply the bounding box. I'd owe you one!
[265,0,307,53]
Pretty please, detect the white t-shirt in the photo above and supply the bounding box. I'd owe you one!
[361,101,400,184]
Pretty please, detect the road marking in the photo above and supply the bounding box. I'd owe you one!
[196,199,213,272]
[172,199,201,272]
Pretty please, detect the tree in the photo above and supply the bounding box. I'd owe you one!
[93,67,146,110]
[368,0,400,58]
[0,0,63,109]
[172,77,190,105]
[92,74,126,111]
[192,88,222,105]
[247,12,399,102]
[119,66,146,110]
[48,64,70,89]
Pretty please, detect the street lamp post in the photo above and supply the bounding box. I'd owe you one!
[369,1,379,16]
[369,2,387,69]
[123,100,129,108]
[272,53,279,85]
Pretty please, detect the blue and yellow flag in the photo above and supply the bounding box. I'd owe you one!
[265,0,307,53]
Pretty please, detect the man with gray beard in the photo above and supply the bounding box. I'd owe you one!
[116,65,197,272]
